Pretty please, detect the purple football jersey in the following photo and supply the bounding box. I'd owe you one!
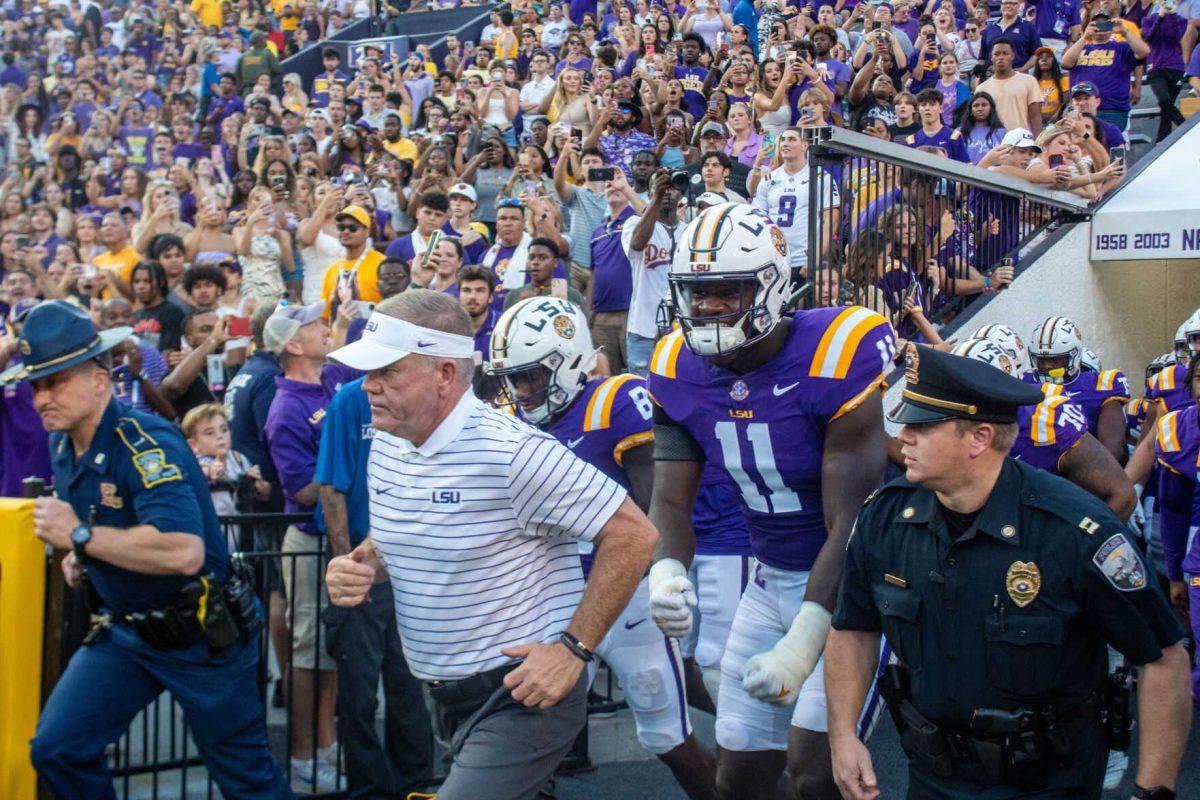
[647,307,896,572]
[1145,364,1192,414]
[1011,396,1087,476]
[544,374,655,577]
[1153,405,1200,576]
[1040,369,1130,436]
[693,463,752,557]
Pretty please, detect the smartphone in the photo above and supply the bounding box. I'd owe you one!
[708,99,720,111]
[228,316,252,337]
[1095,19,1113,32]
[523,179,539,195]
[15,235,28,248]
[871,20,883,31]
[1110,146,1127,163]
[1048,154,1064,169]
[646,44,656,56]
[456,88,466,101]
[667,116,684,129]
[82,263,98,279]
[588,167,615,182]
[904,281,920,305]
[799,107,816,124]
[206,353,226,393]
[582,70,593,84]
[270,174,286,187]
[570,128,583,146]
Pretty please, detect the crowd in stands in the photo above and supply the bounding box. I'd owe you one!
[0,0,1197,791]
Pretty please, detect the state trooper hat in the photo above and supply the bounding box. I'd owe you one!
[1,300,131,385]
[888,343,1045,425]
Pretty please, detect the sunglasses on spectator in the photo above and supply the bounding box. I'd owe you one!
[336,223,364,232]
[498,198,525,209]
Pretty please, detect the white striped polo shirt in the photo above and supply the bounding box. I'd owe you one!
[367,390,627,681]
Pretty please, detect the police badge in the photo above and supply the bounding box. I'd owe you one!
[1005,561,1041,607]
[904,343,920,385]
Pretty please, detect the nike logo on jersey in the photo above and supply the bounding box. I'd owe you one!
[567,437,584,448]
[624,618,646,630]
[773,382,800,396]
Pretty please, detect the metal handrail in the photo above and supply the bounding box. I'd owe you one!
[809,126,1092,214]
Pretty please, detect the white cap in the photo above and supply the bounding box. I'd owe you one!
[263,301,325,355]
[696,191,728,208]
[1001,128,1041,151]
[328,313,475,371]
[448,182,478,203]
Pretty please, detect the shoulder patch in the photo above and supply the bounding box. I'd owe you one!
[131,448,183,488]
[1092,533,1147,592]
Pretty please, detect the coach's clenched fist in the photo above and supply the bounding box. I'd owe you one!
[325,541,381,606]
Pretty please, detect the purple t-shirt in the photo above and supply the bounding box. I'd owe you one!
[674,65,710,122]
[264,375,331,532]
[119,126,155,167]
[1069,40,1140,111]
[589,207,635,314]
[1188,41,1200,78]
[1034,0,1081,42]
[0,359,52,496]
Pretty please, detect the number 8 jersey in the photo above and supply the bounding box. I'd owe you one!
[648,306,895,572]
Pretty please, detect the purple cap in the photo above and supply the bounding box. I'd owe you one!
[1070,81,1100,97]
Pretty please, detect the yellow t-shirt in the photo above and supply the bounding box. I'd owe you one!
[93,245,142,285]
[383,137,419,161]
[190,0,224,27]
[1038,75,1069,118]
[320,248,386,319]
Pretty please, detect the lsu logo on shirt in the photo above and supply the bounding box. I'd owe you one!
[1076,50,1116,67]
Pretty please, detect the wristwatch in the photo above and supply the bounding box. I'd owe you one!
[71,524,93,562]
[1133,786,1176,800]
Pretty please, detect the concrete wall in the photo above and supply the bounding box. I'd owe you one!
[883,222,1200,422]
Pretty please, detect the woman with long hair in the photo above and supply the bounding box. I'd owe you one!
[88,165,148,213]
[457,127,514,228]
[621,23,666,77]
[724,103,762,167]
[681,0,734,52]
[185,196,239,266]
[296,181,347,304]
[8,104,47,163]
[500,144,558,205]
[956,91,1007,164]
[226,169,259,221]
[540,67,598,135]
[753,59,798,138]
[81,109,115,162]
[554,33,594,75]
[1031,47,1070,124]
[193,157,231,207]
[0,191,27,234]
[875,204,944,343]
[281,73,310,114]
[234,186,296,304]
[655,11,677,44]
[132,181,193,254]
[46,112,83,159]
[258,158,302,232]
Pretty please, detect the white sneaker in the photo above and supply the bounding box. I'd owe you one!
[317,743,343,773]
[1103,749,1129,790]
[290,757,340,794]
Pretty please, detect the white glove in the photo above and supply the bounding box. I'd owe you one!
[742,601,832,705]
[648,558,697,639]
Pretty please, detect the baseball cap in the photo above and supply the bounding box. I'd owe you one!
[696,191,727,208]
[1091,9,1112,18]
[1000,128,1041,151]
[700,121,729,138]
[448,182,478,203]
[1070,81,1100,98]
[263,302,325,356]
[336,205,371,228]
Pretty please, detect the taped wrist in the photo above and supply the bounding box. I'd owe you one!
[774,601,833,680]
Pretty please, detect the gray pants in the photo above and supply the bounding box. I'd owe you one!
[324,582,433,798]
[435,671,588,800]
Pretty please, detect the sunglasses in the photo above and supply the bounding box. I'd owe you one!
[336,223,363,232]
[498,197,524,209]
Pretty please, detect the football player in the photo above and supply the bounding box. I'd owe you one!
[1028,316,1130,465]
[953,339,1136,517]
[645,202,894,798]
[1146,313,1200,419]
[750,127,840,280]
[487,297,719,800]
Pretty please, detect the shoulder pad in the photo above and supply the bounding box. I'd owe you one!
[583,374,641,431]
[1156,410,1183,454]
[649,329,686,379]
[1095,369,1126,393]
[116,416,184,489]
[807,306,890,380]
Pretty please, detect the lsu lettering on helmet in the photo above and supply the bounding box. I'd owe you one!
[486,297,596,425]
[971,323,1031,376]
[1080,346,1101,373]
[1029,316,1082,385]
[1174,320,1189,364]
[952,338,1021,378]
[669,202,791,357]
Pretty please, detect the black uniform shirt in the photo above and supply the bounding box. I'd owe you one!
[833,458,1182,731]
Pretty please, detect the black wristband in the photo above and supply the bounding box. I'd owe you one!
[559,631,594,663]
[1134,786,1176,800]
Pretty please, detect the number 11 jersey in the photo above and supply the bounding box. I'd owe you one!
[647,307,895,572]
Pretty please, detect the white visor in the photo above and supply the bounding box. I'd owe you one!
[328,313,475,370]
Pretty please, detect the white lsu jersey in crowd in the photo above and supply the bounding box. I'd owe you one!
[751,164,841,269]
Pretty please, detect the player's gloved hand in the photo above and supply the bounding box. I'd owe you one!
[648,558,697,638]
[742,601,832,705]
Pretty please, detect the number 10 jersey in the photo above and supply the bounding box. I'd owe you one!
[647,307,895,572]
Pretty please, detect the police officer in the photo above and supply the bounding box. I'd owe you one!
[7,301,292,800]
[825,344,1192,800]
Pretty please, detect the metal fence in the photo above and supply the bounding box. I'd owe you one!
[793,126,1092,343]
[60,512,626,799]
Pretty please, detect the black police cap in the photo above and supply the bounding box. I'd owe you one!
[888,343,1045,425]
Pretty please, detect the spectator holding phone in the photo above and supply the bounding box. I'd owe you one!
[1062,10,1151,130]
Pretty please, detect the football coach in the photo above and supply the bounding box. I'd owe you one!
[324,290,658,799]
